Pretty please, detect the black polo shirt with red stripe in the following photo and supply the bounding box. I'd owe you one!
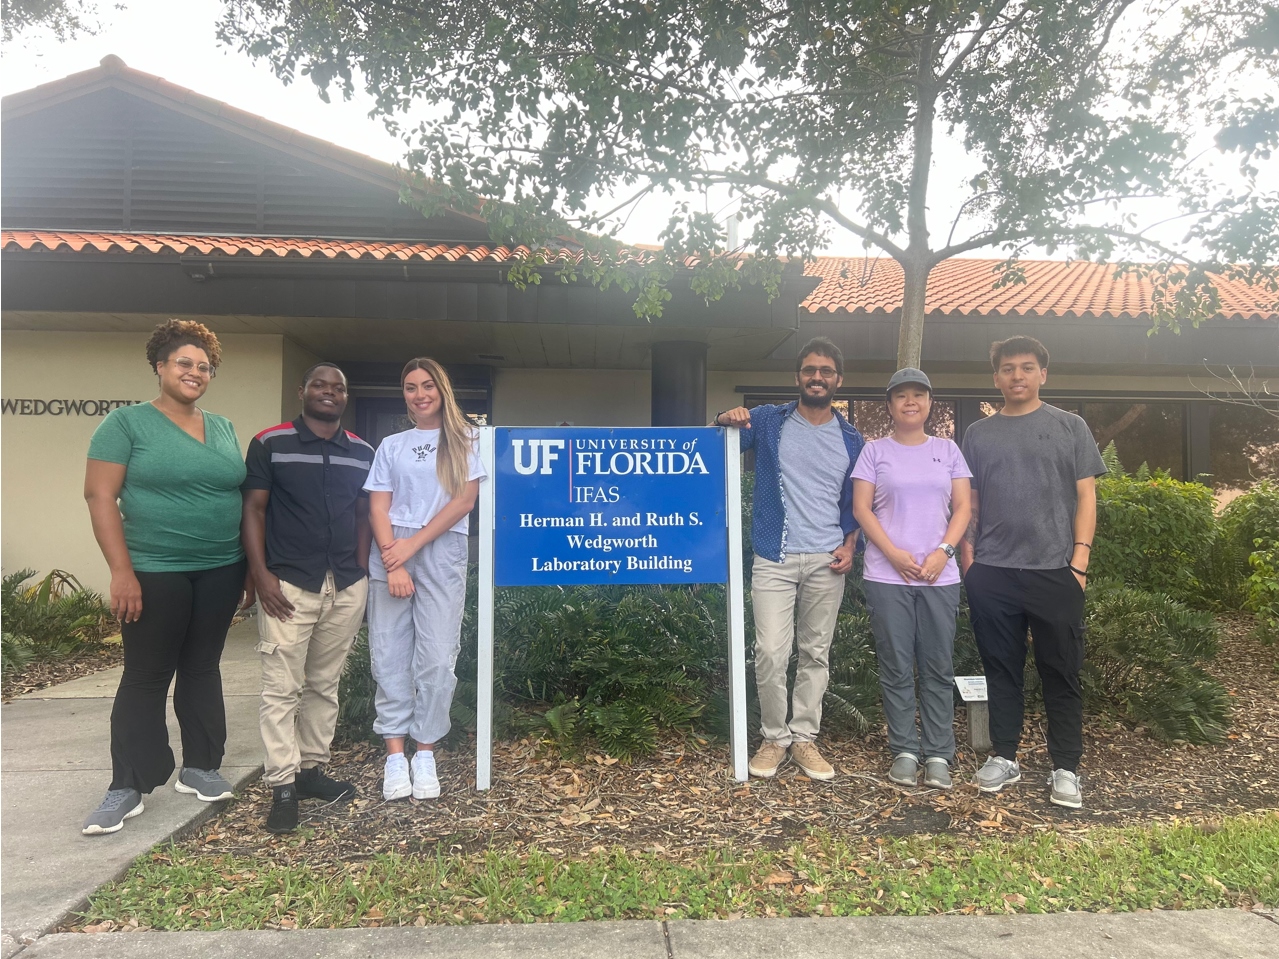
[242,417,375,593]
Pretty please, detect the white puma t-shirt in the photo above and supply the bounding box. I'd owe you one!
[363,427,486,533]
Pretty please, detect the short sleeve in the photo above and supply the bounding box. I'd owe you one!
[87,407,134,465]
[850,441,878,484]
[241,437,273,491]
[960,424,980,484]
[948,440,973,479]
[1073,417,1107,480]
[466,429,486,482]
[363,440,395,493]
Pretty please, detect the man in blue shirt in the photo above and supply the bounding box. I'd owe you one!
[716,338,864,780]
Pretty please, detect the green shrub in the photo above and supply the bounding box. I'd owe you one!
[1082,584,1228,743]
[1092,443,1217,605]
[0,569,114,667]
[1218,480,1279,640]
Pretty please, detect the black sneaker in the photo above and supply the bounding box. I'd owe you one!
[296,766,356,802]
[265,784,299,834]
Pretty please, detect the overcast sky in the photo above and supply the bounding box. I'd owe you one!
[2,0,1258,260]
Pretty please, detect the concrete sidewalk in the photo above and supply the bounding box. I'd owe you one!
[17,911,1279,958]
[0,618,264,957]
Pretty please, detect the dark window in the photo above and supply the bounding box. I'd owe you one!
[1207,401,1279,491]
[1080,402,1186,479]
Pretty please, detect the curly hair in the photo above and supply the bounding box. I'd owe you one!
[144,319,222,372]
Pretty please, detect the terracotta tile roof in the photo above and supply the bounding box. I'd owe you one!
[3,230,1274,321]
[803,256,1277,321]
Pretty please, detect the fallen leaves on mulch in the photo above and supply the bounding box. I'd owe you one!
[1,643,124,702]
[159,614,1279,871]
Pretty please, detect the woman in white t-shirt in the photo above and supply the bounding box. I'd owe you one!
[851,368,971,792]
[363,357,486,801]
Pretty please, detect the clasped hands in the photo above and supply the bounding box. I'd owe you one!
[380,538,419,598]
[886,546,949,584]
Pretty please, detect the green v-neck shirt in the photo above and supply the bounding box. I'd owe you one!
[88,402,247,572]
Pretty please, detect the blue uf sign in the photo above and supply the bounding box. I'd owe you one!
[493,427,728,586]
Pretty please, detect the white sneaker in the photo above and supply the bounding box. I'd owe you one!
[411,749,440,800]
[383,754,411,801]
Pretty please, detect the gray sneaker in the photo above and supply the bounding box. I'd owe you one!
[174,767,233,802]
[974,756,1021,793]
[1049,769,1083,808]
[923,757,953,790]
[82,788,144,835]
[888,753,919,785]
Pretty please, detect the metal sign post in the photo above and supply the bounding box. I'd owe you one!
[473,425,747,789]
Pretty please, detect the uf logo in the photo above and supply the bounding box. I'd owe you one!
[512,439,566,475]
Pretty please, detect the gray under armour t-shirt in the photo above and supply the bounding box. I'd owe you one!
[778,412,850,553]
[961,403,1107,569]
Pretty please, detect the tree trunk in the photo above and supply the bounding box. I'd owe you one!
[896,258,931,369]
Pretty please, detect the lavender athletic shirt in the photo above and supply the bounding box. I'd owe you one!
[851,435,972,586]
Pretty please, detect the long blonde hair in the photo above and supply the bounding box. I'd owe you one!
[401,357,474,498]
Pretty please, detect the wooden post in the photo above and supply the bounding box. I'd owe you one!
[967,702,992,754]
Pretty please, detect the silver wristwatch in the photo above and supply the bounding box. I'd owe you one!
[938,543,956,558]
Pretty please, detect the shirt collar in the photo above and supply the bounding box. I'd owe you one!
[292,416,350,448]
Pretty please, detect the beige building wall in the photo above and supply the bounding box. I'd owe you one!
[1,330,287,593]
[492,368,652,426]
[280,337,323,423]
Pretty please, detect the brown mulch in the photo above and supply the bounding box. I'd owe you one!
[1,643,124,702]
[162,615,1279,867]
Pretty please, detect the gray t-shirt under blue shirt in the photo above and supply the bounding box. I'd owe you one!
[778,412,851,553]
[962,403,1107,569]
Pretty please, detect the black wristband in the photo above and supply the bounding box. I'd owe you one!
[1067,563,1088,577]
[714,410,727,426]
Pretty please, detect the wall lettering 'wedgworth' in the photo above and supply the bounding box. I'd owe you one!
[1,398,145,416]
[495,428,727,586]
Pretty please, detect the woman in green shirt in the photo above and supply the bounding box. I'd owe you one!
[80,320,248,836]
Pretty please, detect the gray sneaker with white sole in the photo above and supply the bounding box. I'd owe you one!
[174,767,233,802]
[888,753,919,785]
[82,788,144,835]
[974,756,1021,793]
[923,758,953,789]
[1049,768,1083,808]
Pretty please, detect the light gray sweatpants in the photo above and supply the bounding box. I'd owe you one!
[863,579,961,763]
[367,527,468,745]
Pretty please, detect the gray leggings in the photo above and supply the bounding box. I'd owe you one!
[863,580,960,763]
[367,528,468,745]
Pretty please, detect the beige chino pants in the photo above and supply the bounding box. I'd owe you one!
[751,552,846,746]
[257,571,368,787]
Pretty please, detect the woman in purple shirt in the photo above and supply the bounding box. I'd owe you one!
[852,369,972,790]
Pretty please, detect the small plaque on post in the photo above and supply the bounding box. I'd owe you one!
[954,676,988,702]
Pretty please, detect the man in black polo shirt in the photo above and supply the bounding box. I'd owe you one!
[242,363,374,833]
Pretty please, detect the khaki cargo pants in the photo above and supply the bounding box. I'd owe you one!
[257,571,368,787]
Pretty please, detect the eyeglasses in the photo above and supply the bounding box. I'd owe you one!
[800,365,838,378]
[167,356,216,378]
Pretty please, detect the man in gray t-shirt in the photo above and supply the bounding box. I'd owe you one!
[960,336,1106,810]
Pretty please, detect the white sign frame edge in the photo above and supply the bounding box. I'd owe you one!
[473,426,748,790]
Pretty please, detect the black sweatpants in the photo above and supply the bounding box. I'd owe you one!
[964,563,1086,772]
[109,560,247,793]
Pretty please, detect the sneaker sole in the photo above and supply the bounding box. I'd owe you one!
[923,777,953,789]
[748,755,786,778]
[82,800,144,836]
[792,762,835,782]
[889,772,919,786]
[383,781,412,801]
[976,773,1021,794]
[412,783,441,800]
[1050,792,1083,809]
[174,781,233,802]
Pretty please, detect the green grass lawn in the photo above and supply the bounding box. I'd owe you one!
[80,812,1278,930]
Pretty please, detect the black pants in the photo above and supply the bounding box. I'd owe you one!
[109,560,247,793]
[964,563,1086,772]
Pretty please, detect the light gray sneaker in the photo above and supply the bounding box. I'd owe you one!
[888,753,919,786]
[82,788,144,835]
[174,767,233,802]
[974,756,1021,793]
[923,757,953,790]
[1049,769,1083,809]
